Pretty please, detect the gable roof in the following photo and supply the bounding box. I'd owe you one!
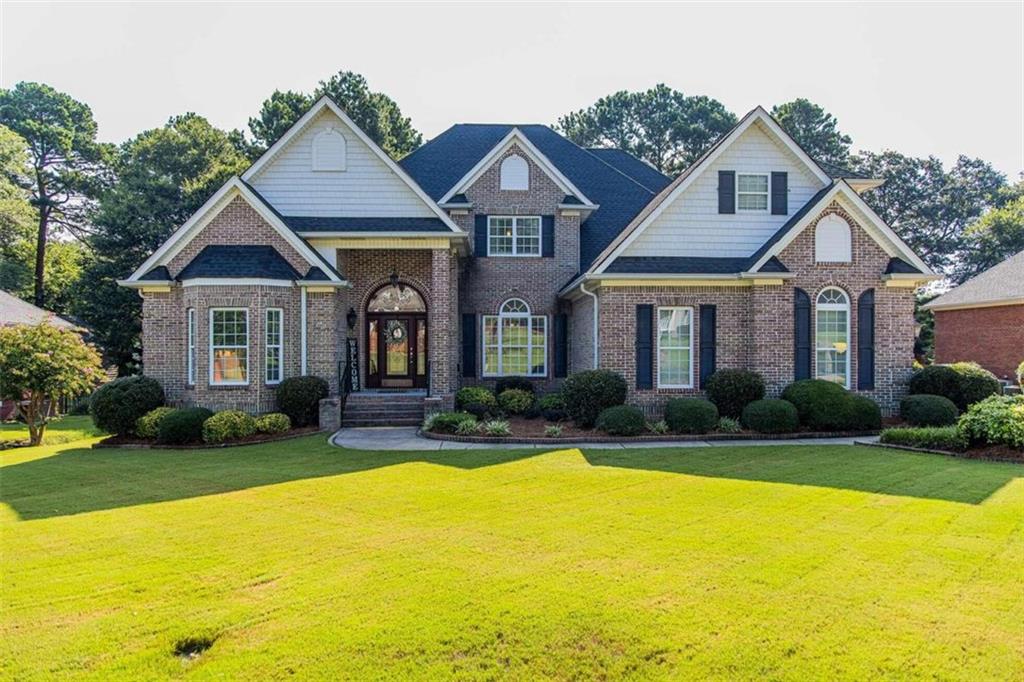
[0,290,81,330]
[924,250,1024,311]
[177,245,300,281]
[585,148,674,193]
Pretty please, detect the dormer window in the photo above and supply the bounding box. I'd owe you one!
[312,128,347,172]
[499,154,529,190]
[736,173,769,211]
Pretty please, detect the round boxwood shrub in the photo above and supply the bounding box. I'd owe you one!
[538,393,566,411]
[845,395,882,431]
[704,369,766,418]
[202,410,257,444]
[497,388,533,415]
[456,386,497,411]
[463,402,492,420]
[135,406,176,439]
[495,377,535,395]
[255,412,291,434]
[562,370,628,428]
[901,394,959,426]
[781,379,849,430]
[157,407,213,444]
[665,398,719,434]
[275,376,328,427]
[427,411,477,434]
[595,405,646,436]
[91,376,165,435]
[948,362,1001,409]
[908,364,960,402]
[741,399,799,434]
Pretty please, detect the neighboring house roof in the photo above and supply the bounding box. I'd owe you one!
[0,290,80,330]
[177,245,300,281]
[925,249,1024,311]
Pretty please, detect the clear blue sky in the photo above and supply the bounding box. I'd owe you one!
[2,1,1021,178]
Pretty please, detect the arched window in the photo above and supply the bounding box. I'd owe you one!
[499,154,529,190]
[367,284,425,312]
[815,287,850,387]
[815,214,852,263]
[312,128,347,172]
[482,298,547,377]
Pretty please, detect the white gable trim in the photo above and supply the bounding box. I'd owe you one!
[123,177,344,283]
[591,107,832,275]
[438,128,597,207]
[242,96,463,234]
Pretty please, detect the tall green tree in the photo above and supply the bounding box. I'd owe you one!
[247,71,422,158]
[0,125,36,284]
[0,83,111,306]
[955,182,1024,282]
[771,98,853,166]
[556,85,737,173]
[75,113,250,372]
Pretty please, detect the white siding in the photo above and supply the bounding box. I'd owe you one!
[622,121,827,259]
[250,110,436,218]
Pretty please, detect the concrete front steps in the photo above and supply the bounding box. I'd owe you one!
[341,391,426,427]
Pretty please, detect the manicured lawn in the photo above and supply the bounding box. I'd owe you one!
[0,415,104,445]
[2,431,1022,679]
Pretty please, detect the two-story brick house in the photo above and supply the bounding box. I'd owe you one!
[120,97,937,424]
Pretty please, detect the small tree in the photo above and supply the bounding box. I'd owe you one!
[0,323,102,445]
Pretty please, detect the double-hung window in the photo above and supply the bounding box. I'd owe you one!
[815,287,850,387]
[657,307,693,388]
[265,308,283,385]
[482,299,547,377]
[487,216,541,256]
[737,173,769,211]
[210,308,248,385]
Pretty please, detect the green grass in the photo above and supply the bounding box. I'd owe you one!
[2,432,1022,679]
[0,415,104,445]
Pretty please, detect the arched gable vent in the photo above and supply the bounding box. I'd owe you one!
[312,128,347,172]
[815,214,852,263]
[499,154,529,190]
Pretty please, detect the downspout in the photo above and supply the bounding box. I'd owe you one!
[580,280,599,369]
[300,287,308,375]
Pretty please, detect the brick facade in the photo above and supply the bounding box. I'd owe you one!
[934,305,1024,380]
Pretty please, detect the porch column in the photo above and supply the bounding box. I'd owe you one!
[429,247,456,405]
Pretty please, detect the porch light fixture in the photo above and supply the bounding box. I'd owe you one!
[346,307,358,330]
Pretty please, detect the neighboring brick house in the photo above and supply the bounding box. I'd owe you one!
[120,98,936,422]
[925,250,1024,381]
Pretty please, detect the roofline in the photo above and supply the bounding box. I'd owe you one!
[297,231,467,239]
[924,297,1024,312]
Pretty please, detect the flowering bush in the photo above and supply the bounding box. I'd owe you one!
[957,395,1024,448]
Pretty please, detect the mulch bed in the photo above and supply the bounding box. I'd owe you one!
[94,426,322,450]
[857,440,1024,464]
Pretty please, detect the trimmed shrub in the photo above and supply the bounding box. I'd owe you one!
[704,369,766,418]
[908,365,961,403]
[91,376,165,435]
[157,407,213,444]
[523,402,542,420]
[665,398,719,434]
[135,406,176,439]
[495,377,535,395]
[717,417,742,434]
[497,388,533,415]
[538,393,566,411]
[595,405,646,436]
[781,379,849,430]
[276,376,328,427]
[845,395,882,431]
[957,394,1024,448]
[427,411,477,434]
[202,410,257,444]
[463,402,492,420]
[900,394,959,427]
[741,399,799,434]
[880,426,967,452]
[255,412,291,434]
[909,363,1001,411]
[562,370,628,428]
[456,386,497,411]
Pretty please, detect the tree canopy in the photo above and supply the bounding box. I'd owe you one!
[771,98,853,166]
[955,182,1024,282]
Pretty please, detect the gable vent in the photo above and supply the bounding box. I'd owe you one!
[500,154,529,190]
[312,128,347,172]
[815,214,852,263]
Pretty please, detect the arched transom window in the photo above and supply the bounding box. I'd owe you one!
[367,284,426,312]
[312,128,347,172]
[499,154,529,190]
[815,287,850,387]
[482,298,547,377]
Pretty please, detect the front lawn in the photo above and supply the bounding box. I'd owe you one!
[0,415,104,446]
[2,433,1022,679]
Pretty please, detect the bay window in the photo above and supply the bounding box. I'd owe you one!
[482,299,547,377]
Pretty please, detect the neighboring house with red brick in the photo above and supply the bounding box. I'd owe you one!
[120,98,936,422]
[925,250,1024,382]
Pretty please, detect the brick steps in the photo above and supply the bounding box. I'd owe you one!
[341,393,425,428]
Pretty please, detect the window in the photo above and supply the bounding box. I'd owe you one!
[187,308,195,386]
[482,299,547,377]
[736,173,769,211]
[487,216,541,256]
[499,154,529,190]
[210,308,248,385]
[265,308,283,384]
[657,307,694,388]
[312,128,347,171]
[815,214,852,263]
[815,287,850,387]
[367,284,426,312]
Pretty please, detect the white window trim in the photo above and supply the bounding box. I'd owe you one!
[186,308,195,386]
[814,287,851,389]
[736,172,770,213]
[265,307,284,385]
[481,300,548,377]
[487,215,542,257]
[209,307,249,386]
[656,306,695,389]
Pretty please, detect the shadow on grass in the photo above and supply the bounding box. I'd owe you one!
[1,436,1019,520]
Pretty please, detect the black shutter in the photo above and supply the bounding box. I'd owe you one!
[699,305,717,388]
[636,305,654,389]
[553,314,568,378]
[542,215,555,257]
[794,288,811,380]
[461,313,476,377]
[858,289,875,390]
[771,172,788,215]
[718,171,735,214]
[474,214,488,256]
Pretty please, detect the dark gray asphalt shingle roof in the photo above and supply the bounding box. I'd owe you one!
[585,148,673,193]
[884,257,922,274]
[139,266,172,281]
[177,245,300,281]
[282,216,450,233]
[604,256,751,275]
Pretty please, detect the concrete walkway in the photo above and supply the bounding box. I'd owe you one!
[330,427,879,451]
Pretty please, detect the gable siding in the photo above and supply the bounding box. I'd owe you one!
[622,122,826,259]
[249,110,436,218]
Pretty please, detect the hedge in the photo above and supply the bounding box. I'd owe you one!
[497,388,533,415]
[595,405,646,436]
[91,376,165,435]
[562,370,627,428]
[276,376,328,427]
[900,394,959,427]
[740,399,799,434]
[157,407,213,444]
[202,410,257,444]
[879,426,967,452]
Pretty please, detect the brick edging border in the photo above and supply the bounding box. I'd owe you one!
[855,440,1024,465]
[420,429,880,445]
[92,428,327,450]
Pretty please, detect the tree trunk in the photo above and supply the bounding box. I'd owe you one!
[21,395,45,446]
[34,175,50,307]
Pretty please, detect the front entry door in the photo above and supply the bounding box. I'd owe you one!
[367,315,427,388]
